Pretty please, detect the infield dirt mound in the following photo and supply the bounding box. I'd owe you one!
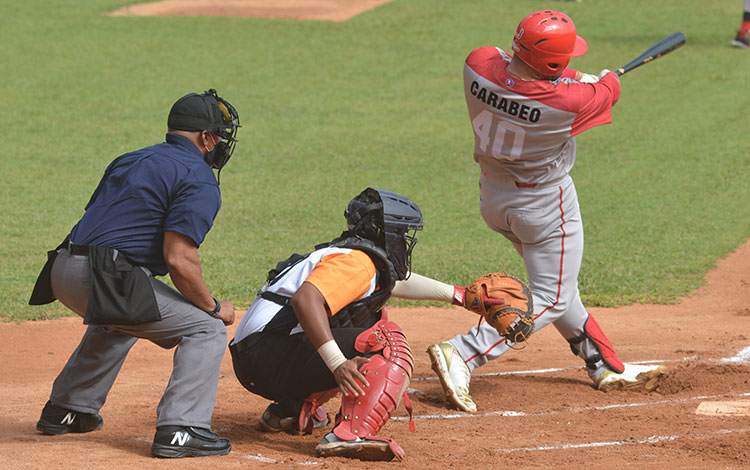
[108,0,394,21]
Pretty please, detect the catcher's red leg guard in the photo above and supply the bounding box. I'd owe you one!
[329,320,413,460]
[567,314,625,374]
[299,388,337,434]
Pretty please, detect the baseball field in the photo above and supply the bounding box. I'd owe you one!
[1,0,749,468]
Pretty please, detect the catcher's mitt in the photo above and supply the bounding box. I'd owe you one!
[464,272,535,344]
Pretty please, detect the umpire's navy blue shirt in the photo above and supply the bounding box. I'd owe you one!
[70,133,221,276]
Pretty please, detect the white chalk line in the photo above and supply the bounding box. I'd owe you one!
[130,438,321,465]
[401,348,750,422]
[137,348,749,462]
[229,347,750,463]
[720,345,750,364]
[497,426,750,453]
[410,356,697,382]
[413,343,748,384]
[240,453,320,465]
[392,391,750,421]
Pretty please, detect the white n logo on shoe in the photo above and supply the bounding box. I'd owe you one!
[60,413,76,425]
[171,431,190,446]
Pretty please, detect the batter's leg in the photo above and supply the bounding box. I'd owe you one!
[451,180,586,370]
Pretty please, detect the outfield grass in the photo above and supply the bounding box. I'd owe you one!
[2,0,748,321]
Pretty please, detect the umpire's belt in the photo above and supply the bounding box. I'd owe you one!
[67,242,90,256]
[66,242,152,277]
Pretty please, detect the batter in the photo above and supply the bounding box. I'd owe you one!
[428,10,664,413]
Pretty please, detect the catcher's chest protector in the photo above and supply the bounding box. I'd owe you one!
[327,237,397,329]
[261,236,397,331]
[332,319,413,453]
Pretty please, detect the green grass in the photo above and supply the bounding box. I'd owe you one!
[2,0,748,320]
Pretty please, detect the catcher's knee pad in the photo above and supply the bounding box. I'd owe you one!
[333,320,413,441]
[567,314,624,374]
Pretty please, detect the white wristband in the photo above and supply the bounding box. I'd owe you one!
[317,339,347,373]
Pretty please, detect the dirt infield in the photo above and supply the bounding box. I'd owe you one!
[6,3,749,468]
[2,239,749,469]
[108,0,394,21]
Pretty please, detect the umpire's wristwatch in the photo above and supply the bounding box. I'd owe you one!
[206,297,221,317]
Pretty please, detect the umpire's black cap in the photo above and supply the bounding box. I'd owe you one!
[167,90,225,134]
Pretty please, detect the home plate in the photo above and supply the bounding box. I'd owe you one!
[695,401,750,416]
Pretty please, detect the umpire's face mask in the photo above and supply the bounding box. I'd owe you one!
[202,132,235,185]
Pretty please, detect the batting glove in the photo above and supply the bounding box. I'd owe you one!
[579,72,599,83]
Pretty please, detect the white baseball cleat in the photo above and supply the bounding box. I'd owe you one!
[596,364,665,392]
[427,342,477,412]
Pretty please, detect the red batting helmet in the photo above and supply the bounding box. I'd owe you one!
[511,10,588,77]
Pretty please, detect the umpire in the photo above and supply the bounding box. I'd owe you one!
[29,89,241,458]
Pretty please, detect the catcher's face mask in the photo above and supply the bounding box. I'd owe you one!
[346,187,423,280]
[384,226,419,280]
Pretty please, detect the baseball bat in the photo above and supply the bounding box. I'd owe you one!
[615,32,687,76]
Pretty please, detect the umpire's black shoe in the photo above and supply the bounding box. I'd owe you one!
[151,426,231,458]
[36,401,103,435]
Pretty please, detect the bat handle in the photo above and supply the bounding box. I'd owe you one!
[615,68,625,76]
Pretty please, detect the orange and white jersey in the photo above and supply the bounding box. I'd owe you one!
[233,246,377,343]
[464,47,620,184]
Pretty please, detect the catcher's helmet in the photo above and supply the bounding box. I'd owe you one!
[345,188,423,280]
[511,10,588,77]
[168,88,241,170]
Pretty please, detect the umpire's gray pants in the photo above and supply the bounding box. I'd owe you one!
[48,249,227,429]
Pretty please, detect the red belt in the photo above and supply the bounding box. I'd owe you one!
[515,182,537,188]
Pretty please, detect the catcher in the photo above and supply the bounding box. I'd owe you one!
[228,187,529,461]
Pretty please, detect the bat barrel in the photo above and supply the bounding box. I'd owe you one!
[615,32,686,77]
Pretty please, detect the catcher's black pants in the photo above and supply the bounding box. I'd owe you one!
[229,328,377,402]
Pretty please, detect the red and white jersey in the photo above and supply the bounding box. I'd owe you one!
[232,246,377,343]
[464,47,620,184]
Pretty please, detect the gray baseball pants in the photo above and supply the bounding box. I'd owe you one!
[451,172,602,375]
[47,249,227,428]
